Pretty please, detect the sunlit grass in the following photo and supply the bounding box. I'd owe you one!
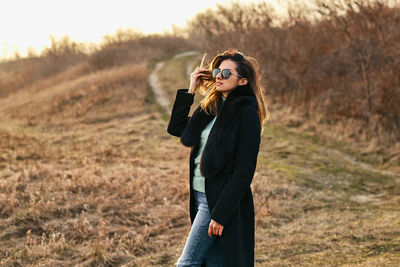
[0,51,398,266]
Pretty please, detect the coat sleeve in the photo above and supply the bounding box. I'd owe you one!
[167,89,194,137]
[210,105,261,227]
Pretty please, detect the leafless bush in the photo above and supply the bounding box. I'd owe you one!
[186,0,400,143]
[0,31,193,97]
[0,36,87,98]
[186,1,277,51]
[88,29,193,70]
[101,27,144,45]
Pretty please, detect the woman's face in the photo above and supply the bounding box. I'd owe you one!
[214,59,246,97]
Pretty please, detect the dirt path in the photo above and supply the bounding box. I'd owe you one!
[326,147,399,178]
[148,51,200,114]
[148,61,169,112]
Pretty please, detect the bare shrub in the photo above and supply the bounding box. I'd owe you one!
[186,1,277,51]
[89,29,193,70]
[0,36,87,98]
[0,30,193,99]
[186,0,400,144]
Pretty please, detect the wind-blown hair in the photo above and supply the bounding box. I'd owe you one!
[197,48,270,135]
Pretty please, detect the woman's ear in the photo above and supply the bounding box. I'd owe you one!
[239,78,248,86]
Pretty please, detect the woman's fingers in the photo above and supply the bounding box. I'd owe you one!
[208,220,224,238]
[197,67,209,73]
[191,67,208,77]
[192,73,207,80]
[214,226,219,236]
[208,224,212,238]
[191,70,208,79]
[218,227,223,236]
[197,68,209,73]
[189,67,209,93]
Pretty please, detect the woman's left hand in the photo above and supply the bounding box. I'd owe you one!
[208,219,224,238]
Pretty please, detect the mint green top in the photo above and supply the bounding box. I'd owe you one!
[193,95,226,192]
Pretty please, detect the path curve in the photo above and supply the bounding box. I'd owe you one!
[326,148,398,178]
[148,51,200,114]
[148,61,169,112]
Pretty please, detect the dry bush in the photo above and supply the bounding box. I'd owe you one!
[0,31,193,100]
[186,0,400,144]
[186,1,277,51]
[310,0,400,142]
[89,29,193,70]
[0,36,87,98]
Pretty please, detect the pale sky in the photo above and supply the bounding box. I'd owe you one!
[0,0,285,59]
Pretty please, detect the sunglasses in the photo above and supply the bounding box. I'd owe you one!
[212,68,243,80]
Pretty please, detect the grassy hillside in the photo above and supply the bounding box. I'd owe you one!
[0,50,399,266]
[157,54,400,266]
[0,58,191,265]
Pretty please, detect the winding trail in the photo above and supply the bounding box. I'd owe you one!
[148,61,169,112]
[148,51,200,114]
[326,148,398,178]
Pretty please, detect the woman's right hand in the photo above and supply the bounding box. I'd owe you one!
[188,67,209,94]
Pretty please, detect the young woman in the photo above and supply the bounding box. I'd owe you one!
[167,49,270,267]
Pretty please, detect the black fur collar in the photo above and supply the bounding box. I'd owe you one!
[180,84,257,180]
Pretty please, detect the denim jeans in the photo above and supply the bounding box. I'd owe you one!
[175,190,224,267]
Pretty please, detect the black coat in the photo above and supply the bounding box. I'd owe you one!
[167,84,261,267]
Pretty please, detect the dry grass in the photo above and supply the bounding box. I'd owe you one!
[156,52,205,114]
[156,54,400,266]
[0,59,191,266]
[0,49,399,266]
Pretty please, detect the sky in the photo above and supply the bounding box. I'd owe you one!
[0,0,285,59]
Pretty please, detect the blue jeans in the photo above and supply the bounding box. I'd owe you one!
[176,190,224,267]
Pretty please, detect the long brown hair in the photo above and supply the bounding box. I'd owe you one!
[197,49,270,135]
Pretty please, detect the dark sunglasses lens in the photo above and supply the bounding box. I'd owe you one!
[212,68,232,79]
[212,68,220,78]
[221,69,231,79]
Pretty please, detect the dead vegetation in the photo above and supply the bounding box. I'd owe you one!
[186,0,400,145]
[154,52,400,266]
[0,1,399,265]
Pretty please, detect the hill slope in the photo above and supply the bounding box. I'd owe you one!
[0,52,399,266]
[153,52,400,266]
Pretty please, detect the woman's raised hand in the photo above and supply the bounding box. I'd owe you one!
[188,67,209,94]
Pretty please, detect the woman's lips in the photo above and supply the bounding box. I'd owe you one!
[216,81,223,86]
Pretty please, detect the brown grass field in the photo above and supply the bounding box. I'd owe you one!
[0,51,399,266]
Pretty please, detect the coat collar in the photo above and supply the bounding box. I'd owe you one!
[217,84,257,115]
[224,83,256,103]
[180,84,257,148]
[180,84,258,180]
